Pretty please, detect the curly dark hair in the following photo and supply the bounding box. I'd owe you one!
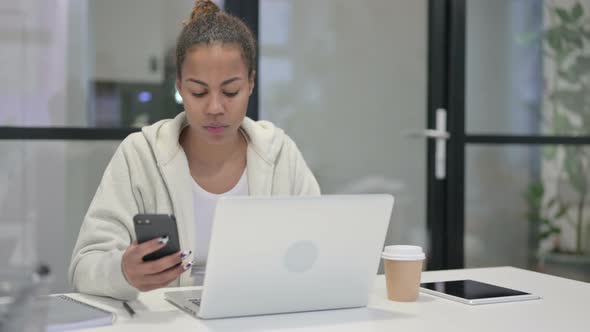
[176,0,256,79]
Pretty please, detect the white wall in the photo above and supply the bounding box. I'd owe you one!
[91,0,164,83]
[91,0,223,84]
[0,0,68,127]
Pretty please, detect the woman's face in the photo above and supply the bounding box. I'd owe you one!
[177,43,254,145]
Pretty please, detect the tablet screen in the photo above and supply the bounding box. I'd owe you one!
[420,279,530,300]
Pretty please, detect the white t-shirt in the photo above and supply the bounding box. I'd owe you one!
[190,168,248,285]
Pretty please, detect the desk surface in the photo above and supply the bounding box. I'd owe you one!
[69,267,589,332]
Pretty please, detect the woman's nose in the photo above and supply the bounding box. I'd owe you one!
[206,93,224,115]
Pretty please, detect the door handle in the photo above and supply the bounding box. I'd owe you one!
[406,109,449,180]
[432,109,449,180]
[422,129,450,139]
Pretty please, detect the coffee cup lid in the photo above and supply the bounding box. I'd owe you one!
[381,245,425,261]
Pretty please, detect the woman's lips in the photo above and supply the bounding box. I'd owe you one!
[205,125,227,134]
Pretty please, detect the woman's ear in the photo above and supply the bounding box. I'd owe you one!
[176,79,182,93]
[248,70,256,96]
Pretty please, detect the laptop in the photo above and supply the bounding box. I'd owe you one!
[165,194,394,319]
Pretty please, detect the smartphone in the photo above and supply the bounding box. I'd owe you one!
[133,214,181,261]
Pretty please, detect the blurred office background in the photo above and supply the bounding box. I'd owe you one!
[0,0,589,293]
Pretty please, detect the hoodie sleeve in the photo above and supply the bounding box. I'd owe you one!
[284,137,321,196]
[68,139,140,300]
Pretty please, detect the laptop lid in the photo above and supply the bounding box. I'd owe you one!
[198,194,394,319]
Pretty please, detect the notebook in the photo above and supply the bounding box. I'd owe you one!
[46,295,115,332]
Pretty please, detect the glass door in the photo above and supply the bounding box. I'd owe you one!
[444,0,590,281]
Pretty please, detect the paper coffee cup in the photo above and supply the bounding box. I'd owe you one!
[382,245,425,302]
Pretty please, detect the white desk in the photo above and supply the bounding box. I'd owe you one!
[69,267,589,332]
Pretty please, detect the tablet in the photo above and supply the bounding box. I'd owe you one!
[420,279,541,305]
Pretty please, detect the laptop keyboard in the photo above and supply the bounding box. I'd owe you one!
[190,298,201,306]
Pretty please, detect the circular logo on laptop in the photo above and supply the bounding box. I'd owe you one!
[284,240,319,273]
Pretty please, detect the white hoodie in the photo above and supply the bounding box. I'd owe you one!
[68,112,320,300]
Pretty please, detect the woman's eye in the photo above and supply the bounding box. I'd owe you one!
[192,92,207,97]
[224,91,239,97]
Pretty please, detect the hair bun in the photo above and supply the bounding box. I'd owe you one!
[185,0,220,26]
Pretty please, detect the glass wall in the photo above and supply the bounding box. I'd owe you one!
[2,0,429,291]
[465,0,590,282]
[465,0,543,135]
[467,0,590,137]
[466,145,590,282]
[259,0,429,263]
[0,141,119,292]
[0,0,223,292]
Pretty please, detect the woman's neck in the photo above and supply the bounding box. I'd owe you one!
[181,127,246,170]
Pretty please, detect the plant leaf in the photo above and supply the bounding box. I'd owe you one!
[557,69,578,84]
[567,55,590,78]
[572,2,584,21]
[554,112,572,134]
[554,205,568,219]
[526,182,544,200]
[524,182,543,213]
[543,145,558,160]
[564,146,587,193]
[546,28,564,52]
[551,89,585,115]
[556,7,572,22]
[539,231,551,240]
[562,27,583,48]
[539,227,560,240]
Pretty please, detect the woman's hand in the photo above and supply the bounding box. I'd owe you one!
[121,237,192,292]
